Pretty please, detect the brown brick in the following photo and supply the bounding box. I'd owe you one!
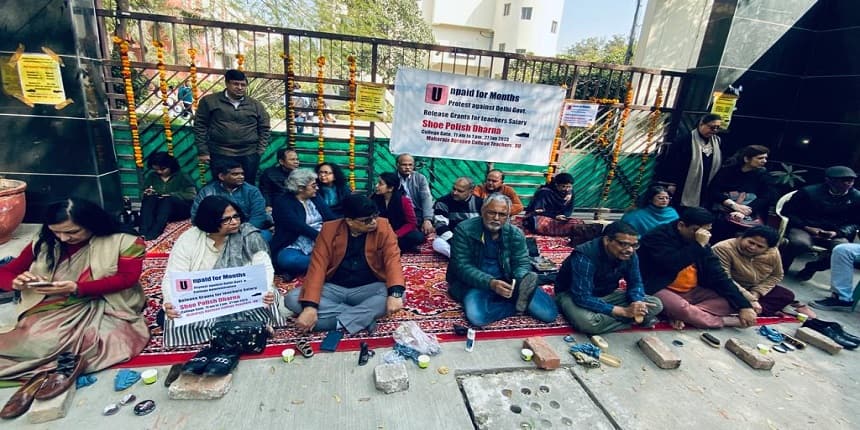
[637,336,681,369]
[523,337,560,370]
[794,327,843,355]
[725,338,775,370]
[28,384,75,424]
[168,373,233,400]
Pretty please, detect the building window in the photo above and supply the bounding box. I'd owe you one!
[503,3,510,16]
[515,48,526,55]
[551,20,558,33]
[521,7,532,20]
[499,43,506,52]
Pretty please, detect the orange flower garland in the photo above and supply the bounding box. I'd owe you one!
[235,53,245,71]
[546,125,562,183]
[188,48,205,184]
[347,55,357,190]
[283,53,296,148]
[316,56,326,164]
[112,36,143,168]
[153,41,174,156]
[632,87,663,201]
[595,109,614,148]
[598,82,634,210]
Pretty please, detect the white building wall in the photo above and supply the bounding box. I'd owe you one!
[633,0,713,71]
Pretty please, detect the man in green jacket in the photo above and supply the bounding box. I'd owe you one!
[446,194,558,327]
[194,69,271,185]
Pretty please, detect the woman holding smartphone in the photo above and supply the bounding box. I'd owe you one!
[0,198,149,409]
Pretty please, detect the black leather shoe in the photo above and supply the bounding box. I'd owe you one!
[804,321,859,350]
[820,321,860,344]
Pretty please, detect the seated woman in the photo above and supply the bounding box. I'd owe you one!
[712,225,810,317]
[0,198,149,383]
[271,168,336,277]
[139,151,197,241]
[161,195,281,349]
[621,185,679,236]
[371,172,425,252]
[315,162,352,217]
[524,173,582,236]
[708,145,773,241]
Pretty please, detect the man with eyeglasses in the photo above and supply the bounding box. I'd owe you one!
[780,165,860,281]
[432,177,483,258]
[446,194,558,327]
[555,221,663,335]
[473,169,524,215]
[639,207,756,329]
[285,194,406,334]
[191,158,272,241]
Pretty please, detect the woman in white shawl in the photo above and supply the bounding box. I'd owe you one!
[654,113,723,208]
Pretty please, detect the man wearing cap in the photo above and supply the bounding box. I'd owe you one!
[284,194,405,334]
[781,165,860,280]
[194,69,271,185]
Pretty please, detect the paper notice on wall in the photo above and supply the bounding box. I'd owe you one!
[710,93,738,129]
[355,83,387,121]
[0,56,24,100]
[167,265,268,327]
[560,100,599,127]
[390,68,565,166]
[17,53,66,105]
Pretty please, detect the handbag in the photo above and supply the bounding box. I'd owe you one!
[210,320,270,354]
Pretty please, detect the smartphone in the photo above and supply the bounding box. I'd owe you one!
[26,281,53,288]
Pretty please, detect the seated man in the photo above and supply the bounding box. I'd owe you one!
[432,177,483,258]
[555,221,663,335]
[396,153,435,235]
[259,147,300,210]
[285,194,405,334]
[781,165,860,280]
[639,207,756,329]
[473,169,524,215]
[191,158,272,240]
[810,243,860,312]
[446,194,558,327]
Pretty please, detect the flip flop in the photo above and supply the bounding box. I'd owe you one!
[296,339,314,358]
[758,325,784,343]
[700,332,721,348]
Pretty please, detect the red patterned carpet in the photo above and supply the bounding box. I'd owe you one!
[126,220,795,367]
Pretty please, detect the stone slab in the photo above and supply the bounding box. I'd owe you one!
[168,373,233,400]
[725,338,775,370]
[638,336,681,369]
[459,369,615,430]
[374,363,409,394]
[795,327,843,355]
[523,337,560,370]
[28,384,76,424]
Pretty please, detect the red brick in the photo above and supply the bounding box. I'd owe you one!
[637,336,681,369]
[523,337,560,370]
[725,338,775,370]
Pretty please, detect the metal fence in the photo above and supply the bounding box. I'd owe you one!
[95,8,688,210]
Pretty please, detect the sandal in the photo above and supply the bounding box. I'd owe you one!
[758,325,784,343]
[296,339,314,358]
[358,342,375,366]
[203,350,240,376]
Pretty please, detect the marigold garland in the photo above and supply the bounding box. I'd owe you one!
[316,56,326,164]
[598,82,634,212]
[347,55,357,190]
[235,53,245,71]
[112,36,143,168]
[632,87,663,202]
[282,53,296,148]
[595,109,615,148]
[589,97,620,105]
[153,41,173,156]
[546,125,562,182]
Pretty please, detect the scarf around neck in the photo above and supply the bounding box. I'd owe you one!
[681,129,722,207]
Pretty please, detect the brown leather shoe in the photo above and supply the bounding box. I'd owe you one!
[0,371,50,419]
[34,355,85,401]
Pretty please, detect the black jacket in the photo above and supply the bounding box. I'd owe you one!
[782,183,860,239]
[638,221,751,310]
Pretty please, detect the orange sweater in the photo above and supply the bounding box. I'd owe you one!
[473,184,524,215]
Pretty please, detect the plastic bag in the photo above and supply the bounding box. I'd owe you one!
[392,321,441,355]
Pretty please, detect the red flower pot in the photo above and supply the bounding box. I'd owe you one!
[0,179,27,245]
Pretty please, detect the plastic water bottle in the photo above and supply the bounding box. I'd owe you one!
[465,328,476,352]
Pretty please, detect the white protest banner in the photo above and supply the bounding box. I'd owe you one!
[168,265,268,327]
[390,68,565,166]
[561,100,599,127]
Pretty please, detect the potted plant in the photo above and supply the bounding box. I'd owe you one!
[0,178,27,245]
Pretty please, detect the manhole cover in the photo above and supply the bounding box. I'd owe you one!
[459,369,615,430]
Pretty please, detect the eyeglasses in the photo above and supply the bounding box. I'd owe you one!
[351,214,379,225]
[484,210,509,219]
[220,214,242,225]
[611,238,640,250]
[704,124,721,131]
